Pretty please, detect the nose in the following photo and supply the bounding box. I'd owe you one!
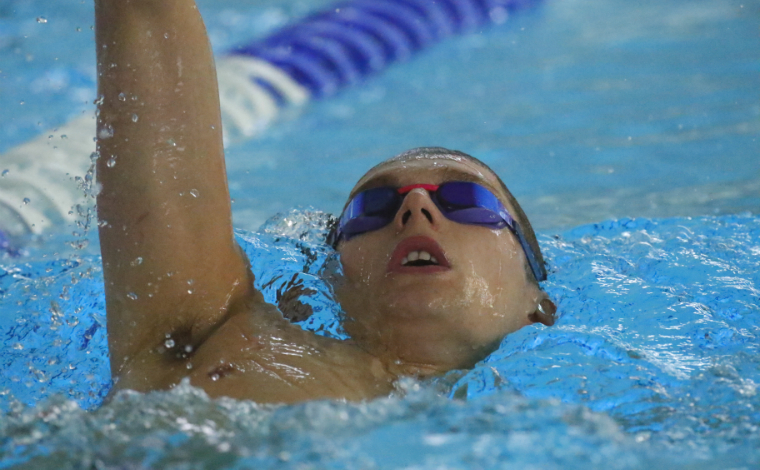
[392,188,442,230]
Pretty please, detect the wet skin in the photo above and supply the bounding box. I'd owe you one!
[110,157,544,403]
[95,0,548,404]
[338,157,545,375]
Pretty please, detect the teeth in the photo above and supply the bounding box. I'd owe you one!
[401,250,439,266]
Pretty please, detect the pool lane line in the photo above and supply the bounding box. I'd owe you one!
[0,0,543,251]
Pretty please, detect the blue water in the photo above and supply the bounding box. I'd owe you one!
[1,0,759,468]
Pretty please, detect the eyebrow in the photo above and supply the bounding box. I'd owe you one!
[350,167,501,199]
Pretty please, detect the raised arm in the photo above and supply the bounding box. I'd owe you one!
[95,0,255,386]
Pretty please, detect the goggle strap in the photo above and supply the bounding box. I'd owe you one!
[513,223,546,282]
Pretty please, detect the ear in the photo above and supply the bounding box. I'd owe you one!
[528,297,557,327]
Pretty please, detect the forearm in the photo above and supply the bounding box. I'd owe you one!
[95,0,252,371]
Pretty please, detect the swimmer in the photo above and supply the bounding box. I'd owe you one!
[95,0,556,403]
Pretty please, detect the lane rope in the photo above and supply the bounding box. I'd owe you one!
[0,0,541,252]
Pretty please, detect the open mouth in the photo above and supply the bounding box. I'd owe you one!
[388,236,451,273]
[401,250,440,267]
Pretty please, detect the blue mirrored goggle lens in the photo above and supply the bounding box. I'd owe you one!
[437,181,499,211]
[340,187,400,237]
[437,182,510,228]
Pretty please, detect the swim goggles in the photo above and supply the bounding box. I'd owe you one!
[328,181,546,282]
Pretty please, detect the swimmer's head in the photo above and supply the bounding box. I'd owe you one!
[333,147,556,375]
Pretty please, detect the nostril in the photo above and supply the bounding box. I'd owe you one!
[402,211,411,225]
[421,209,433,223]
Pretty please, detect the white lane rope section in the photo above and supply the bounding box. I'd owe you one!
[0,55,310,241]
[216,56,310,143]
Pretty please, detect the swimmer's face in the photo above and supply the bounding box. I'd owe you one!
[336,155,544,374]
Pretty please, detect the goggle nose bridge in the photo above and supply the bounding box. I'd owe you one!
[397,183,440,194]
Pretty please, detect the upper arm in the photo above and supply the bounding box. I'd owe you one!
[94,0,257,378]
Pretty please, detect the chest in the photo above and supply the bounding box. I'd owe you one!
[184,310,395,403]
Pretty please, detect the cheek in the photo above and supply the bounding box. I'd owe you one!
[465,231,530,305]
[338,237,388,286]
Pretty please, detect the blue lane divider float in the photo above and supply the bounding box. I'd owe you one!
[0,0,542,253]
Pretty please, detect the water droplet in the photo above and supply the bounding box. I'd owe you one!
[76,27,82,32]
[98,125,114,139]
[1,169,8,177]
[126,292,138,300]
[106,156,116,168]
[210,373,219,382]
[186,362,193,369]
[187,279,194,285]
[36,17,47,23]
[187,289,194,295]
[131,113,139,122]
[164,339,175,349]
[189,189,199,198]
[12,343,23,350]
[118,92,126,101]
[130,256,143,266]
[184,345,193,353]
[164,32,169,39]
[22,198,30,205]
[19,100,25,105]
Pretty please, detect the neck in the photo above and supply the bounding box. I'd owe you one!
[345,315,492,377]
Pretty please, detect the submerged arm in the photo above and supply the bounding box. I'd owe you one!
[95,0,256,384]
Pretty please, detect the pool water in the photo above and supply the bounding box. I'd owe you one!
[1,0,759,468]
